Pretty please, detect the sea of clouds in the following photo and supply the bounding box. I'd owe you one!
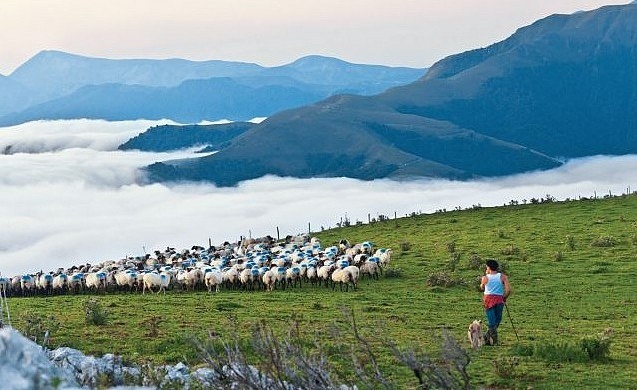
[1,119,636,277]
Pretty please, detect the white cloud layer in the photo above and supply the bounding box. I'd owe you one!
[1,119,636,277]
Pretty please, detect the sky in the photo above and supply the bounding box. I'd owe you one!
[1,119,637,277]
[0,0,633,75]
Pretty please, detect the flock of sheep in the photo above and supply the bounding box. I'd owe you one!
[0,234,393,297]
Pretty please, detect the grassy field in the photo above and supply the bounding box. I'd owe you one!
[6,194,637,388]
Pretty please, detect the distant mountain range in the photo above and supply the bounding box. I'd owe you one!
[142,2,637,186]
[0,52,425,125]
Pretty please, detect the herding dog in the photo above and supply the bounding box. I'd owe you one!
[468,320,484,349]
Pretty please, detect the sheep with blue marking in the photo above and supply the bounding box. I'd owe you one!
[115,270,138,293]
[52,273,69,294]
[6,236,390,297]
[38,272,54,295]
[85,271,108,294]
[69,272,85,294]
[331,264,360,292]
[159,271,171,293]
[20,274,36,296]
[360,257,381,280]
[262,269,277,292]
[375,248,393,267]
[285,266,302,289]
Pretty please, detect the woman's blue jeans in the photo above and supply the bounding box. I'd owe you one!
[485,303,504,329]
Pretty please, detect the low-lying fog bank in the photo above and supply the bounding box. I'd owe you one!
[1,119,635,276]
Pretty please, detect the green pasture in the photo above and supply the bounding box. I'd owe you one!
[6,194,637,388]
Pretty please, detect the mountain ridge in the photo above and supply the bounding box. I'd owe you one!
[0,51,425,122]
[142,2,637,186]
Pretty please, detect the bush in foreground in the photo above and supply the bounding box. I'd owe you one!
[192,308,472,389]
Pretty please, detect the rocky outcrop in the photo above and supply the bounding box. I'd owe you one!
[0,327,78,389]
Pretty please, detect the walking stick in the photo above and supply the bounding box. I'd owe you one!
[504,302,520,342]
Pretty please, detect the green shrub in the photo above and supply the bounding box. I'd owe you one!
[426,272,464,288]
[384,267,403,278]
[447,252,461,272]
[501,245,520,256]
[399,241,412,252]
[215,301,244,311]
[565,235,576,250]
[533,341,588,363]
[581,328,613,361]
[510,343,534,356]
[514,329,613,363]
[591,235,616,247]
[492,356,520,379]
[142,316,163,337]
[467,253,483,270]
[21,312,61,347]
[84,298,108,326]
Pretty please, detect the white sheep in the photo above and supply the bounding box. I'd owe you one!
[142,272,163,294]
[204,269,224,293]
[344,266,360,289]
[182,268,203,291]
[10,276,21,294]
[331,265,359,292]
[331,268,348,291]
[352,253,368,266]
[239,268,254,290]
[317,263,335,287]
[338,239,351,253]
[262,269,276,292]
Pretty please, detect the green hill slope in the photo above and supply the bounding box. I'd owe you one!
[7,193,637,388]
